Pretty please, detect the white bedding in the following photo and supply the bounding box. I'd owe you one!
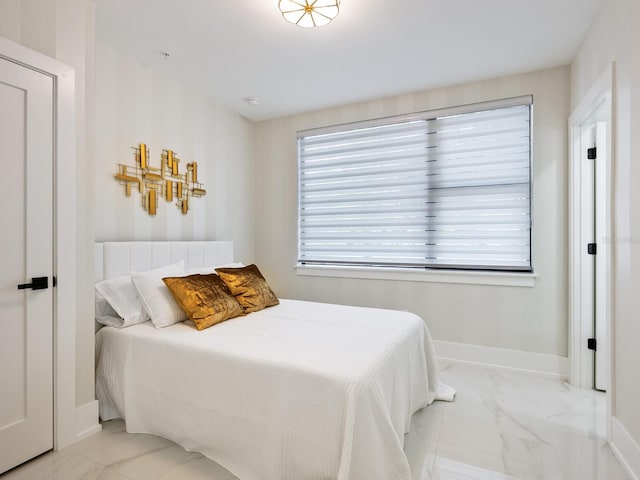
[96,298,446,480]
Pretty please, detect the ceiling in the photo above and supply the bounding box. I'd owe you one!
[95,0,602,122]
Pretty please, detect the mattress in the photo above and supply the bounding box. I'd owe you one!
[95,298,444,480]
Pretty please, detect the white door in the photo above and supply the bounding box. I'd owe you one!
[579,123,608,392]
[579,125,597,387]
[593,121,608,392]
[0,57,54,474]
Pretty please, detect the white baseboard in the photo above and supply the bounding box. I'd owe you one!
[434,340,569,380]
[610,416,640,480]
[75,400,101,441]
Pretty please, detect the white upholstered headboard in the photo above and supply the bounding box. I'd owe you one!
[94,241,234,281]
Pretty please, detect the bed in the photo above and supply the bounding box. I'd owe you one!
[94,241,451,480]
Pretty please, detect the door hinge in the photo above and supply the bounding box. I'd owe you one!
[587,243,597,255]
[587,147,597,160]
[53,276,57,287]
[588,338,597,351]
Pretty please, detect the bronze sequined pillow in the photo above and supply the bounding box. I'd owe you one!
[162,274,244,330]
[215,264,279,313]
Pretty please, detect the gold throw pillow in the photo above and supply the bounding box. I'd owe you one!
[162,274,244,330]
[215,264,279,313]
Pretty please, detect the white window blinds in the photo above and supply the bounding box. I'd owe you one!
[298,97,532,271]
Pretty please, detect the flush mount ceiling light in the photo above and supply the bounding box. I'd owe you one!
[278,0,340,28]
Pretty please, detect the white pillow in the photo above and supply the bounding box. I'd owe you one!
[95,274,150,328]
[131,260,187,328]
[95,291,123,328]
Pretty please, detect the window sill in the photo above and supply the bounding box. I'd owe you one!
[295,264,536,287]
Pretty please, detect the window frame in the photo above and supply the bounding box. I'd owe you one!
[296,95,535,277]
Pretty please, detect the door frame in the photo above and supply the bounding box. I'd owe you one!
[0,36,80,450]
[568,64,614,436]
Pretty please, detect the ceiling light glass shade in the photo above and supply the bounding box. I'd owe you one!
[279,0,340,28]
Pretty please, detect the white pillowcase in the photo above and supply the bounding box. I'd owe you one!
[95,291,123,328]
[131,260,187,328]
[95,274,150,328]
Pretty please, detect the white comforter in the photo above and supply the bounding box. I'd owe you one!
[96,299,445,480]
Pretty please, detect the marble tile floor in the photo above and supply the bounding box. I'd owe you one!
[2,362,630,480]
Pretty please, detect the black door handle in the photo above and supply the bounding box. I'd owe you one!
[17,276,48,290]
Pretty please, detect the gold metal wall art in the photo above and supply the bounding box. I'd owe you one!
[115,143,207,216]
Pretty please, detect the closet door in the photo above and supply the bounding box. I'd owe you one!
[0,56,54,474]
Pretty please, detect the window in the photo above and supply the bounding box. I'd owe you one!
[297,97,533,273]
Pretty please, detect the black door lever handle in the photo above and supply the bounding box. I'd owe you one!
[17,276,48,290]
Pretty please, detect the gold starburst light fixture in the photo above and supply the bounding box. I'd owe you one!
[278,0,340,28]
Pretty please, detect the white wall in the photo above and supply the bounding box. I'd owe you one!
[572,0,640,459]
[0,0,96,408]
[254,66,571,358]
[0,2,257,429]
[94,42,256,264]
